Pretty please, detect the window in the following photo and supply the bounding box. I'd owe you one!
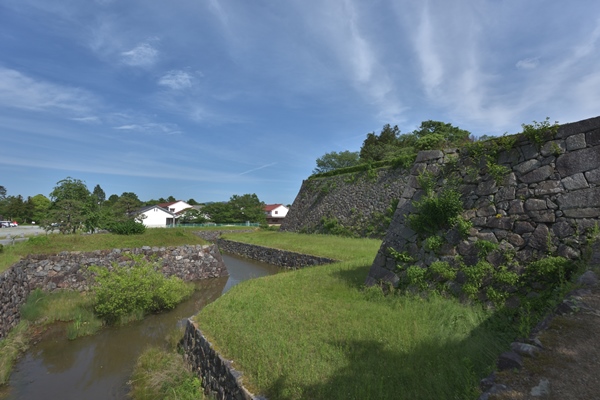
[274,211,278,214]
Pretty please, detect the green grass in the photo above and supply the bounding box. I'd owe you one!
[130,328,205,400]
[194,232,516,399]
[221,231,382,262]
[20,289,103,340]
[0,321,30,385]
[0,228,207,273]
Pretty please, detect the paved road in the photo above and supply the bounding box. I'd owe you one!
[0,225,46,246]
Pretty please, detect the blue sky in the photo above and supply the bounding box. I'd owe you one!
[2,0,600,205]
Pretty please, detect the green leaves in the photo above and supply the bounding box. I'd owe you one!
[90,256,193,324]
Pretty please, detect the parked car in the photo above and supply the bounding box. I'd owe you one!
[10,221,18,227]
[0,221,11,228]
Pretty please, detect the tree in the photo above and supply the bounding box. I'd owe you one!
[228,193,266,224]
[201,202,232,224]
[113,192,142,216]
[167,195,176,202]
[46,177,92,234]
[359,124,402,162]
[313,150,360,174]
[179,208,206,224]
[92,184,106,205]
[187,198,199,205]
[0,185,6,200]
[412,120,470,150]
[31,194,51,223]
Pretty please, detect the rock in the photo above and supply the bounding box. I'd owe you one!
[556,147,600,176]
[561,173,589,190]
[530,378,551,397]
[511,342,541,357]
[576,271,598,287]
[497,351,523,370]
[565,133,586,150]
[521,165,554,184]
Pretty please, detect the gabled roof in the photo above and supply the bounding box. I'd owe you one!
[264,204,285,212]
[158,201,178,208]
[137,205,176,216]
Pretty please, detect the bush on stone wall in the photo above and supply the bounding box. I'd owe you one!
[90,256,193,324]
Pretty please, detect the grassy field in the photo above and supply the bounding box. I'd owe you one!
[196,232,516,399]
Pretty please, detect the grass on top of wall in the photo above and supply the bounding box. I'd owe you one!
[221,230,382,262]
[195,232,515,399]
[0,228,207,273]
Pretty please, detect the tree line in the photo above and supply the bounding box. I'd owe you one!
[313,120,471,174]
[0,178,266,233]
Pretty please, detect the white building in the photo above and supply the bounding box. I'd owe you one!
[157,201,192,214]
[136,205,177,228]
[264,204,289,224]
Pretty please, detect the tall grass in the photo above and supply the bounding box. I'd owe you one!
[130,328,204,400]
[0,321,30,385]
[20,289,103,340]
[194,232,516,399]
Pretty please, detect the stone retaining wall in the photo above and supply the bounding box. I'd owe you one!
[182,319,264,400]
[280,166,410,237]
[366,116,600,298]
[216,239,337,268]
[0,244,227,340]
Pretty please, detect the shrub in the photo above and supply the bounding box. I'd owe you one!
[429,261,457,281]
[408,187,463,236]
[521,117,560,146]
[424,235,445,253]
[90,256,193,324]
[108,220,146,235]
[524,256,574,286]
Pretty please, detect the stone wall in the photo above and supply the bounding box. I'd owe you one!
[216,239,336,268]
[182,319,264,400]
[0,244,227,340]
[366,116,600,295]
[280,166,409,237]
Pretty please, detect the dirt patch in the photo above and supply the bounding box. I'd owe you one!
[490,281,600,400]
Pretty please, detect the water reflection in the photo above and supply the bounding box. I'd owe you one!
[1,254,279,400]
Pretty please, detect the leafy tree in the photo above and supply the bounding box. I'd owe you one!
[46,177,93,234]
[201,202,232,224]
[313,150,360,174]
[359,124,402,162]
[187,198,199,205]
[179,208,206,224]
[113,192,142,216]
[228,193,266,224]
[167,195,176,202]
[31,194,51,223]
[92,184,106,205]
[412,120,471,150]
[0,185,6,200]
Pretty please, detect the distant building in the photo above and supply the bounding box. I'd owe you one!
[136,205,177,227]
[264,204,289,225]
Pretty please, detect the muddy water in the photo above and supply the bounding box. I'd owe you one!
[0,254,280,400]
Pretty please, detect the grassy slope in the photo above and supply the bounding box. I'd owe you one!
[196,232,514,400]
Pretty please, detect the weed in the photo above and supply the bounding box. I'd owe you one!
[521,117,560,147]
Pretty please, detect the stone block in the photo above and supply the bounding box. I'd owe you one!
[528,210,556,223]
[561,173,589,190]
[476,179,498,196]
[520,165,554,184]
[552,221,574,238]
[415,150,444,162]
[534,180,563,196]
[508,200,525,214]
[556,186,600,209]
[507,233,525,247]
[529,224,550,251]
[477,205,497,217]
[520,143,540,160]
[563,208,600,218]
[556,147,600,176]
[514,159,540,175]
[496,186,516,202]
[565,133,586,150]
[556,115,600,139]
[587,128,600,146]
[540,140,566,157]
[524,198,547,211]
[486,217,513,230]
[584,167,600,184]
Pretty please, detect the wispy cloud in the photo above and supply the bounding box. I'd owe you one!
[158,70,194,90]
[0,67,96,115]
[516,57,540,70]
[113,122,181,135]
[121,42,159,67]
[239,163,277,175]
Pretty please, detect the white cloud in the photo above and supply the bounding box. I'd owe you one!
[121,43,159,67]
[114,122,181,135]
[0,67,96,115]
[158,70,194,90]
[516,58,540,70]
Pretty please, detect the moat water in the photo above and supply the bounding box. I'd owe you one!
[0,254,280,400]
